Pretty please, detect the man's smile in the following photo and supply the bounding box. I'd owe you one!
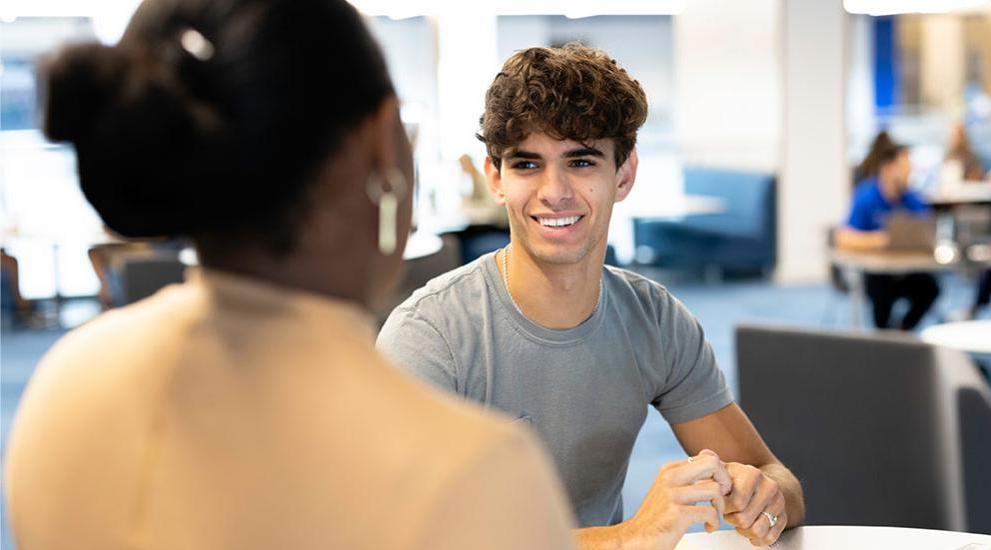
[533,214,585,228]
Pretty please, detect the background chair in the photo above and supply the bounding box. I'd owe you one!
[115,253,187,306]
[821,226,857,326]
[375,234,462,326]
[633,166,776,278]
[736,323,991,533]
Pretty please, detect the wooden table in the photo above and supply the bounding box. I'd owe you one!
[676,525,991,549]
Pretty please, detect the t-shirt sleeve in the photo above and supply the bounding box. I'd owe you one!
[376,306,461,394]
[413,427,577,550]
[903,190,932,213]
[651,291,734,424]
[846,188,876,231]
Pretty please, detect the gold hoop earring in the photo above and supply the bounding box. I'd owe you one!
[366,168,407,255]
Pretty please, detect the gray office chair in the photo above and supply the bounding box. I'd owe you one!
[736,323,991,533]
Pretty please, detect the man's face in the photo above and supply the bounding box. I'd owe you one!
[884,150,912,193]
[895,150,912,188]
[485,132,636,266]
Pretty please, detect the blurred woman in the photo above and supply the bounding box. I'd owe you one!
[3,1,575,548]
[944,122,989,321]
[944,121,987,182]
[852,130,896,186]
[837,136,939,330]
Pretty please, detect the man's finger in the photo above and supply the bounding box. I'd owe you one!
[724,466,761,516]
[697,449,733,494]
[668,452,729,488]
[680,504,720,534]
[725,463,764,513]
[750,495,788,547]
[673,480,726,517]
[732,474,777,529]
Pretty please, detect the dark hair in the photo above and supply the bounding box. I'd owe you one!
[853,131,906,185]
[42,0,394,254]
[477,43,648,170]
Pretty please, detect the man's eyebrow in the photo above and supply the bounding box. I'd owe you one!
[504,149,542,159]
[563,147,605,158]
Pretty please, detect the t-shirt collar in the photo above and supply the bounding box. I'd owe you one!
[481,251,607,345]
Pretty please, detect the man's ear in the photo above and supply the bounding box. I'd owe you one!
[484,156,506,204]
[615,148,639,203]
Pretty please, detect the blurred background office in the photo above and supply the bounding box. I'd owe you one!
[3,0,991,546]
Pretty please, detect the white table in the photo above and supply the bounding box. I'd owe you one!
[927,181,991,206]
[921,320,991,354]
[178,231,445,265]
[402,231,444,261]
[676,525,991,550]
[622,194,727,219]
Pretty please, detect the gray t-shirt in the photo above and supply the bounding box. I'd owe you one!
[376,252,733,527]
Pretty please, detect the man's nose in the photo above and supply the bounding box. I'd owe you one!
[536,165,575,206]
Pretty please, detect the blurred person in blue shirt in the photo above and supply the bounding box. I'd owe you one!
[836,136,939,330]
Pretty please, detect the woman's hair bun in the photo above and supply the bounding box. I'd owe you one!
[39,0,395,247]
[42,43,128,144]
[41,39,234,239]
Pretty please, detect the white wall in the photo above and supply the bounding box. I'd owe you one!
[435,14,500,161]
[673,0,783,171]
[496,15,675,143]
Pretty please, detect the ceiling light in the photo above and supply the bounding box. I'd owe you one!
[843,0,991,16]
[347,0,685,18]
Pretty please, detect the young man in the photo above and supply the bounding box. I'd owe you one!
[378,44,804,549]
[837,139,940,329]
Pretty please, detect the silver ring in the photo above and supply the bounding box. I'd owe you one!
[762,511,779,528]
[687,456,695,463]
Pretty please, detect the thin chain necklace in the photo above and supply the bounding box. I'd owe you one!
[501,245,524,313]
[500,245,604,319]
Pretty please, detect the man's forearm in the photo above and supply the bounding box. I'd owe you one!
[576,521,682,550]
[835,227,888,251]
[576,525,625,550]
[759,463,805,528]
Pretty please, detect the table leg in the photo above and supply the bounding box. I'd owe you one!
[846,267,867,330]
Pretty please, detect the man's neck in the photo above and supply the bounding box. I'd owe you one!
[498,243,604,330]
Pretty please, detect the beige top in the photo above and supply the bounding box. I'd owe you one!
[5,269,576,550]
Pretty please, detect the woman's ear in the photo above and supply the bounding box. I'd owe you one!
[484,156,506,204]
[367,96,404,172]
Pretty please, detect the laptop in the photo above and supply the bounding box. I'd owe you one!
[884,212,937,252]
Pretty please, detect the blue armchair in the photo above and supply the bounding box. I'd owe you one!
[633,166,777,277]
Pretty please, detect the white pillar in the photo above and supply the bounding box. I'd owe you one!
[777,0,848,283]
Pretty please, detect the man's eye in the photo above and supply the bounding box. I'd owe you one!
[512,160,538,170]
[570,159,595,168]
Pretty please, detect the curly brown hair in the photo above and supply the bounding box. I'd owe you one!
[477,43,648,170]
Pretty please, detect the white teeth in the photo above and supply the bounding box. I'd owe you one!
[537,215,581,227]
